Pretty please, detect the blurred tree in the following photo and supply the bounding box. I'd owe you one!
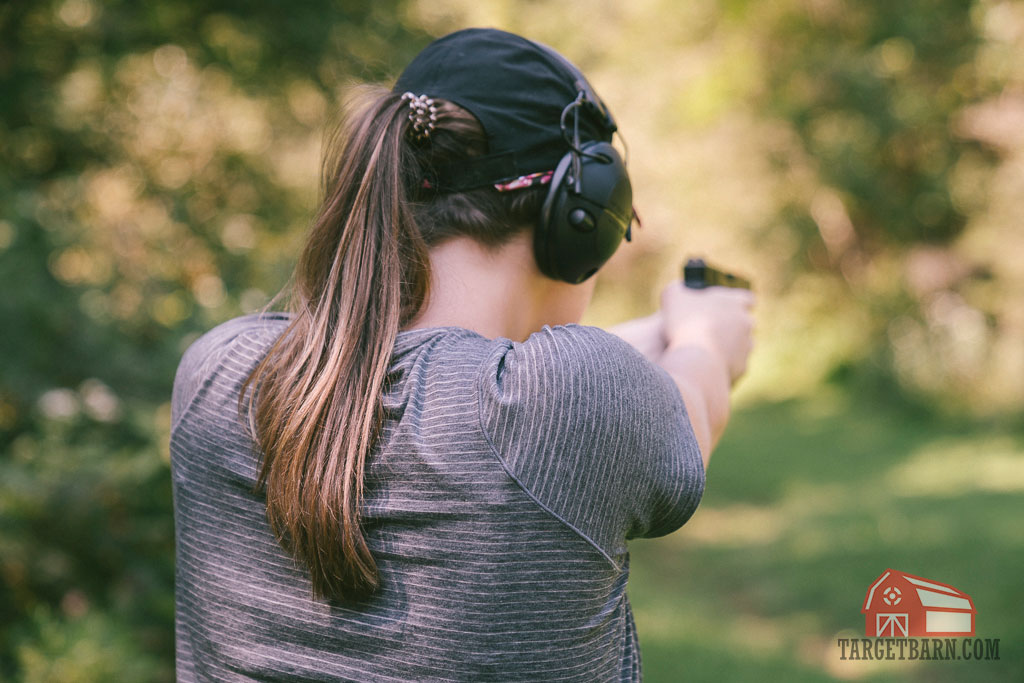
[747,0,1024,412]
[759,0,983,250]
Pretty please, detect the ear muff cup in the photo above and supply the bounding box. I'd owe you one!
[535,141,632,284]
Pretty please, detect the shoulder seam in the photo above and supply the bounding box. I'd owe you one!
[474,340,624,573]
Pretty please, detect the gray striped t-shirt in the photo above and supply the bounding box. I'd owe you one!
[170,313,704,681]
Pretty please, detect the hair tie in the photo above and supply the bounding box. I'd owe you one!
[401,92,437,141]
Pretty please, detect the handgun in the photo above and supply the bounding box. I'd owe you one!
[682,258,752,290]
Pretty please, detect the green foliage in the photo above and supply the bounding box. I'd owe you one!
[758,1,979,240]
[14,606,165,683]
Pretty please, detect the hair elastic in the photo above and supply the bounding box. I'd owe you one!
[401,92,438,141]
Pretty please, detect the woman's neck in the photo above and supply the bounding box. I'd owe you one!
[402,232,594,342]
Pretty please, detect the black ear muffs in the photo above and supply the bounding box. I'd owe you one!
[535,141,633,284]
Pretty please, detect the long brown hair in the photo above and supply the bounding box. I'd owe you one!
[240,85,545,601]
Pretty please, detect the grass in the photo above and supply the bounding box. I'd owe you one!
[629,390,1024,682]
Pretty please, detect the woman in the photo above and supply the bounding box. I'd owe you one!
[170,28,754,681]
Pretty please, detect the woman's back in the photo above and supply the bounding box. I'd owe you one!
[171,313,703,681]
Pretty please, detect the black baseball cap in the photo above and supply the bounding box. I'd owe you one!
[393,28,618,191]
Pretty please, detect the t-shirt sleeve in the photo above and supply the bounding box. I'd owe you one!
[478,323,705,560]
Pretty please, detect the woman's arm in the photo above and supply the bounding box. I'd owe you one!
[605,282,755,468]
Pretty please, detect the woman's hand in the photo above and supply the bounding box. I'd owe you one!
[659,280,755,385]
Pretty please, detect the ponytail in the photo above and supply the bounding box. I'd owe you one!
[241,86,548,602]
[241,87,426,600]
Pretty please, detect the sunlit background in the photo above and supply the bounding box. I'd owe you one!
[1,0,1022,681]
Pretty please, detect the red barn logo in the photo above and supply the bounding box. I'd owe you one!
[862,569,975,637]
